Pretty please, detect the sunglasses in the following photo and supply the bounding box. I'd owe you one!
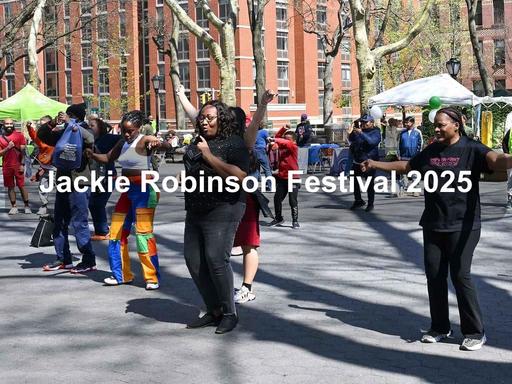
[198,115,217,123]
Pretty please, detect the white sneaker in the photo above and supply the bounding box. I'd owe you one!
[421,329,452,343]
[8,207,18,215]
[234,285,256,303]
[146,282,159,290]
[24,206,33,214]
[37,206,47,215]
[460,334,487,351]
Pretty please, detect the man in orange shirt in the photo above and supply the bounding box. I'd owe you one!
[0,118,31,214]
[27,116,55,215]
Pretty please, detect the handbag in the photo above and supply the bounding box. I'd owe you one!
[30,215,55,247]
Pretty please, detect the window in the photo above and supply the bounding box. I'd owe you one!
[99,96,110,119]
[473,80,484,97]
[197,63,211,89]
[98,46,109,67]
[120,67,128,93]
[119,12,126,36]
[179,63,190,88]
[318,93,324,111]
[495,79,506,90]
[4,3,12,22]
[277,32,288,59]
[277,61,289,88]
[119,0,127,10]
[64,1,70,17]
[82,44,92,68]
[157,0,164,5]
[219,0,230,21]
[318,62,325,88]
[97,0,107,13]
[494,0,504,25]
[158,50,165,63]
[158,64,166,90]
[45,5,56,23]
[99,69,110,94]
[121,95,129,113]
[5,53,14,74]
[97,14,108,40]
[316,5,327,30]
[82,70,93,94]
[475,1,482,26]
[317,36,326,60]
[81,16,92,41]
[178,35,189,60]
[341,38,350,61]
[66,72,72,95]
[159,93,167,119]
[81,0,92,14]
[341,64,351,87]
[276,4,287,30]
[178,3,189,32]
[46,73,58,97]
[156,6,164,28]
[341,90,352,114]
[196,39,209,59]
[6,77,15,97]
[196,6,208,29]
[278,90,289,104]
[45,47,57,72]
[495,40,505,66]
[64,19,71,42]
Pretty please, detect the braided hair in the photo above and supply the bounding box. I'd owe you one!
[436,107,467,136]
[120,110,145,129]
[195,100,235,140]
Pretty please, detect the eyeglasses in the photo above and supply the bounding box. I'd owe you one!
[198,115,217,123]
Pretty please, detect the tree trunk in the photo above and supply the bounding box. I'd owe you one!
[466,0,493,96]
[219,22,237,106]
[323,54,335,126]
[248,0,266,111]
[28,0,47,88]
[169,14,186,130]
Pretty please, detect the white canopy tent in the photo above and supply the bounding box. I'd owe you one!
[477,96,512,107]
[368,74,481,107]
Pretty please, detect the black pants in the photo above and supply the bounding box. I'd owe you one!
[352,165,375,205]
[274,178,298,221]
[423,229,484,338]
[184,202,245,315]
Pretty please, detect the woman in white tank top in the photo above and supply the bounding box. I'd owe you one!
[86,111,170,291]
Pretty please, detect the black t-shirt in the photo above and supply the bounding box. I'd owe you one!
[184,134,249,213]
[409,136,492,231]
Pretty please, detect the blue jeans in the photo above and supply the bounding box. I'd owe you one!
[89,191,112,235]
[254,147,272,178]
[53,189,95,265]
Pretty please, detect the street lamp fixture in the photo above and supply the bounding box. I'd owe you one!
[151,75,161,133]
[446,58,461,79]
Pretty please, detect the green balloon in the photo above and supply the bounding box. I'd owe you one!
[429,96,442,109]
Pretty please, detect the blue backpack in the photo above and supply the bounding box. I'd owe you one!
[52,120,83,171]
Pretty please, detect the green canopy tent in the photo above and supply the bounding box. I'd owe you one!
[0,84,68,121]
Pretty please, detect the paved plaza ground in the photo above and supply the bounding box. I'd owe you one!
[1,163,511,384]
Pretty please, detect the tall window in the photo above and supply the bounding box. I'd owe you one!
[219,0,230,21]
[7,78,15,97]
[45,47,57,72]
[66,72,72,96]
[119,0,126,10]
[64,1,70,17]
[317,62,325,88]
[81,16,92,41]
[46,73,58,97]
[178,35,189,60]
[276,3,287,30]
[196,6,208,28]
[179,63,190,89]
[196,39,209,59]
[82,70,94,94]
[278,90,289,104]
[341,38,350,61]
[494,40,505,65]
[494,0,504,25]
[99,69,109,94]
[120,67,128,94]
[97,14,108,40]
[316,5,327,30]
[82,44,92,68]
[475,1,482,26]
[341,64,351,87]
[159,93,167,119]
[158,64,166,90]
[119,12,126,36]
[98,46,109,67]
[277,61,289,88]
[5,53,14,74]
[277,32,288,59]
[197,63,210,89]
[97,0,107,13]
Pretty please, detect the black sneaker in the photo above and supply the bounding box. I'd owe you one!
[186,313,222,329]
[350,200,366,210]
[215,314,238,334]
[268,218,284,227]
[70,262,97,274]
[292,221,300,229]
[365,204,374,212]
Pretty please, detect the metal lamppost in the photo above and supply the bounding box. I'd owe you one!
[446,58,461,79]
[151,75,161,133]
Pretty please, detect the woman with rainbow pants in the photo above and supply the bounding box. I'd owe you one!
[86,110,170,290]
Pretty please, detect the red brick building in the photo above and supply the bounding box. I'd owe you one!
[0,0,359,129]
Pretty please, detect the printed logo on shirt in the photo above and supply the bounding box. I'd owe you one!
[430,157,460,167]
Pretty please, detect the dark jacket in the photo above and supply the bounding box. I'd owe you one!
[398,128,423,160]
[295,120,311,147]
[502,130,510,154]
[349,127,382,163]
[38,120,95,186]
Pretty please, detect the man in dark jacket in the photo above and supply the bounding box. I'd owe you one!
[295,113,311,147]
[349,114,382,212]
[37,103,97,273]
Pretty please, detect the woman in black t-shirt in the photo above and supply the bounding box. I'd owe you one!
[183,100,249,334]
[362,107,512,351]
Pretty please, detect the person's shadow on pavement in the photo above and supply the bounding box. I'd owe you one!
[125,298,198,325]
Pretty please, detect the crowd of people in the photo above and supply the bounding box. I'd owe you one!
[1,97,512,349]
